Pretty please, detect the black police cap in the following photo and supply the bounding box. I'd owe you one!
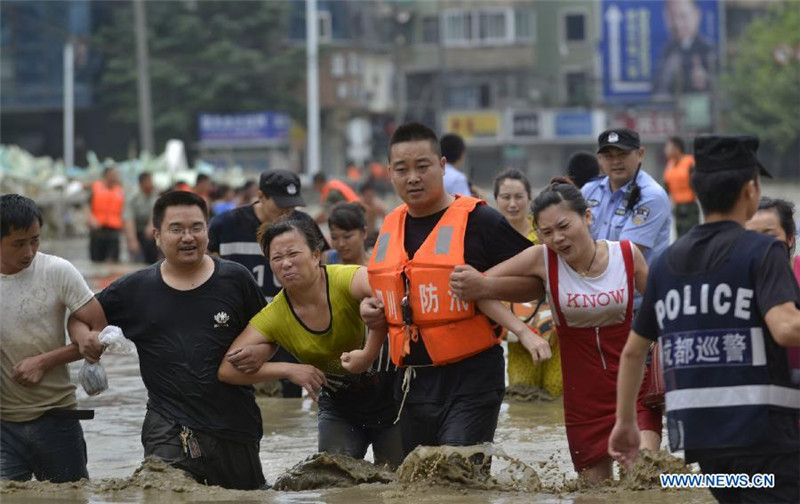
[693,135,772,178]
[259,169,307,207]
[597,128,640,153]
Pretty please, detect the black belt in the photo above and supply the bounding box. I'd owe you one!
[43,409,95,420]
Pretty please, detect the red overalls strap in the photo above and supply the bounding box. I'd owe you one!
[619,240,635,323]
[546,240,636,329]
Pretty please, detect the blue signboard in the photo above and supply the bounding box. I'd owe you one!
[198,112,290,146]
[555,112,593,137]
[600,0,720,102]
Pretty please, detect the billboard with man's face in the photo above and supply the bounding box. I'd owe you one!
[600,0,720,102]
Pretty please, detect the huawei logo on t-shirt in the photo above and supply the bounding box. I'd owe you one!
[214,311,230,328]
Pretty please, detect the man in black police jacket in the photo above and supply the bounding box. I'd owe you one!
[609,135,800,503]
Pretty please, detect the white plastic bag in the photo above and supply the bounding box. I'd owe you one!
[78,325,134,396]
[98,325,136,354]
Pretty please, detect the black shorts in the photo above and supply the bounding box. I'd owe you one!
[696,450,799,504]
[399,388,504,456]
[90,227,120,262]
[141,409,265,490]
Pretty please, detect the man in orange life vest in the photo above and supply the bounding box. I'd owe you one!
[312,172,360,224]
[662,136,699,237]
[360,122,541,456]
[87,165,125,263]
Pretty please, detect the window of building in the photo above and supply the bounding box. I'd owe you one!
[446,83,491,109]
[442,10,472,45]
[318,10,332,43]
[478,9,510,43]
[515,9,535,42]
[564,13,586,42]
[422,15,439,44]
[442,8,532,47]
[565,71,590,106]
[330,53,345,77]
[347,53,360,75]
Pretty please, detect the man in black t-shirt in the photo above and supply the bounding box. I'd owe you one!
[69,191,267,490]
[609,136,800,503]
[208,169,328,398]
[362,123,540,456]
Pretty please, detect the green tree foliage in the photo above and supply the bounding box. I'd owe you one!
[95,1,305,151]
[723,2,800,153]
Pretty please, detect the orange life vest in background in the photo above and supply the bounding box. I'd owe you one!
[321,179,360,203]
[367,196,499,367]
[663,155,696,204]
[91,180,125,229]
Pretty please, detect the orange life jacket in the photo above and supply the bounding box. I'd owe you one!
[91,180,124,229]
[663,155,696,204]
[367,195,499,367]
[321,179,360,203]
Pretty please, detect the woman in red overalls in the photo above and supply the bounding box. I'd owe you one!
[456,179,662,481]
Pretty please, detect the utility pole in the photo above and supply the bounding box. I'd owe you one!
[134,0,155,155]
[63,41,74,171]
[306,0,320,176]
[60,40,74,239]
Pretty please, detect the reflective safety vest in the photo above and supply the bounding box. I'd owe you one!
[663,155,696,204]
[91,180,125,230]
[367,196,499,367]
[321,180,359,204]
[650,230,800,452]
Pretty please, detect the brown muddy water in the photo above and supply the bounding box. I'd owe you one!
[0,240,714,503]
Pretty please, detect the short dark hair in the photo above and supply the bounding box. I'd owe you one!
[388,122,440,160]
[138,172,152,184]
[313,172,327,184]
[359,177,377,194]
[1,194,44,238]
[493,168,531,199]
[152,191,208,229]
[440,134,466,164]
[328,202,367,232]
[668,136,686,153]
[258,218,322,258]
[531,177,588,227]
[196,173,210,184]
[566,152,601,189]
[758,197,796,256]
[691,166,758,215]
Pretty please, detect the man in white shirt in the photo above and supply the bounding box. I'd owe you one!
[0,194,103,482]
[440,133,472,197]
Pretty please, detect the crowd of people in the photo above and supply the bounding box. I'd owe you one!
[1,123,798,502]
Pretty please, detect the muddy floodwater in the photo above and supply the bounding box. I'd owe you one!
[0,240,715,503]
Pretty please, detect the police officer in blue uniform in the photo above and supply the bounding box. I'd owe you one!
[582,128,672,267]
[610,135,800,503]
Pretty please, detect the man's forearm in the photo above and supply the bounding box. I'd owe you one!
[39,344,84,371]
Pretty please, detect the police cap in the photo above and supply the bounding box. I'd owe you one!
[693,135,772,178]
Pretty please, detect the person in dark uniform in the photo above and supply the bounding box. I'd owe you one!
[609,135,800,503]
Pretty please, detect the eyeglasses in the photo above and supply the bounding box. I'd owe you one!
[598,150,635,162]
[165,224,206,236]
